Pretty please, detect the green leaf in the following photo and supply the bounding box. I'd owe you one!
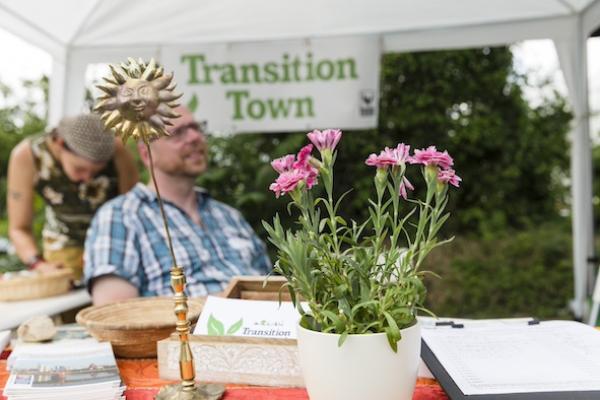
[187,93,199,112]
[319,218,328,233]
[227,318,244,335]
[207,314,225,336]
[383,311,402,350]
[385,328,399,353]
[351,300,378,317]
[338,332,349,347]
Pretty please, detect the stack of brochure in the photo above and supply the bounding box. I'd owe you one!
[4,330,124,400]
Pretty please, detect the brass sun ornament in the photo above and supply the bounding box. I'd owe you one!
[93,57,182,143]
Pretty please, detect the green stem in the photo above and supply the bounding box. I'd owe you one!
[323,160,340,255]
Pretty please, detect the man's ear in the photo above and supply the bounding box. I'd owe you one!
[137,141,149,166]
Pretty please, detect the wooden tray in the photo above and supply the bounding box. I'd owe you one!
[158,333,303,387]
[222,275,291,301]
[158,276,303,387]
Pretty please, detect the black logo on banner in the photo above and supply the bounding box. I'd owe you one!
[359,89,375,117]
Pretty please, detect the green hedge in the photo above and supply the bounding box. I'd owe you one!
[423,221,573,319]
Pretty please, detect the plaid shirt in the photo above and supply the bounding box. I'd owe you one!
[83,183,271,296]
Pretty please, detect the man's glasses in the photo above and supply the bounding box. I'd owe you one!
[166,121,207,142]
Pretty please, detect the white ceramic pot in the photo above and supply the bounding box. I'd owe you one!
[296,321,421,400]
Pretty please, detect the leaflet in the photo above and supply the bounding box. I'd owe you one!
[422,320,600,395]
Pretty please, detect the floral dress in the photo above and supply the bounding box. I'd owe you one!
[30,134,119,279]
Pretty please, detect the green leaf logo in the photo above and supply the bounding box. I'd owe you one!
[187,94,199,113]
[227,318,244,335]
[207,314,225,336]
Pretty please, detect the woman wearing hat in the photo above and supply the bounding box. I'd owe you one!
[6,114,139,280]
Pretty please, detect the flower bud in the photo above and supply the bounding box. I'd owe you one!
[375,167,388,189]
[425,164,438,183]
[320,149,333,165]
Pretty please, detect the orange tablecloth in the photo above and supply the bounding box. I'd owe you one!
[0,358,448,400]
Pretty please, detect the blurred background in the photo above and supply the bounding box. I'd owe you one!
[2,26,599,321]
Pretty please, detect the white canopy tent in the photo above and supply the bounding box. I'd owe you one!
[1,0,598,320]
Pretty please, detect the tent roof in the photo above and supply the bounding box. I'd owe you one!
[1,0,600,61]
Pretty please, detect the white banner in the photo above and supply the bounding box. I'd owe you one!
[161,35,380,134]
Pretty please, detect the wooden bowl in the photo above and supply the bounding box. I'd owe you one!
[0,269,72,301]
[76,296,204,358]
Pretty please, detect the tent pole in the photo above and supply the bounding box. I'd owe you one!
[48,56,67,127]
[48,49,88,127]
[554,24,595,321]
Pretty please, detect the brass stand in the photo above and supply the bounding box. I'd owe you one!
[155,383,225,400]
[147,147,225,400]
[94,59,225,400]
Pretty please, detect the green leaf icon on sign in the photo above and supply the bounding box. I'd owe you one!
[227,318,244,335]
[187,94,199,113]
[207,314,225,336]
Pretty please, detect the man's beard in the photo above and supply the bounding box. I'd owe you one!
[163,161,206,179]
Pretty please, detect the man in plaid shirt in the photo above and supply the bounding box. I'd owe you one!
[83,107,271,305]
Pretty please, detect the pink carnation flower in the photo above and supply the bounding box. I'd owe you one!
[395,143,411,163]
[437,169,462,187]
[365,143,411,168]
[411,146,454,169]
[269,169,308,198]
[294,145,319,189]
[271,154,295,173]
[269,144,319,197]
[307,129,342,152]
[293,144,314,170]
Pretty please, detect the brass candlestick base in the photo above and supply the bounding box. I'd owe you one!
[155,383,225,400]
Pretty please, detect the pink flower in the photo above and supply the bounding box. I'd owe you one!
[269,169,307,198]
[395,143,411,163]
[269,145,319,197]
[437,169,462,187]
[271,154,295,173]
[293,144,314,170]
[411,146,454,169]
[399,176,414,200]
[307,129,342,152]
[304,168,318,189]
[365,143,411,168]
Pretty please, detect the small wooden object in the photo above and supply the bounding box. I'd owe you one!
[76,296,204,358]
[158,276,304,387]
[222,275,292,301]
[0,269,72,301]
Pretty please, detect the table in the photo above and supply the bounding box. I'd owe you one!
[0,356,449,400]
[0,289,91,330]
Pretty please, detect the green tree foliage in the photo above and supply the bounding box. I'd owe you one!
[0,77,48,235]
[591,146,600,231]
[423,221,573,319]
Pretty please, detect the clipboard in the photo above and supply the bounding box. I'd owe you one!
[420,320,600,400]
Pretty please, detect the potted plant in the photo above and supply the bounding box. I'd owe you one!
[263,129,460,400]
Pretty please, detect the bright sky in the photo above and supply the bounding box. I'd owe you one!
[0,30,51,88]
[1,27,600,136]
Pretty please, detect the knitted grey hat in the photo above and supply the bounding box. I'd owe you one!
[57,114,114,162]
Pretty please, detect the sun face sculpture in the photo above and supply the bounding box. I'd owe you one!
[94,58,182,143]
